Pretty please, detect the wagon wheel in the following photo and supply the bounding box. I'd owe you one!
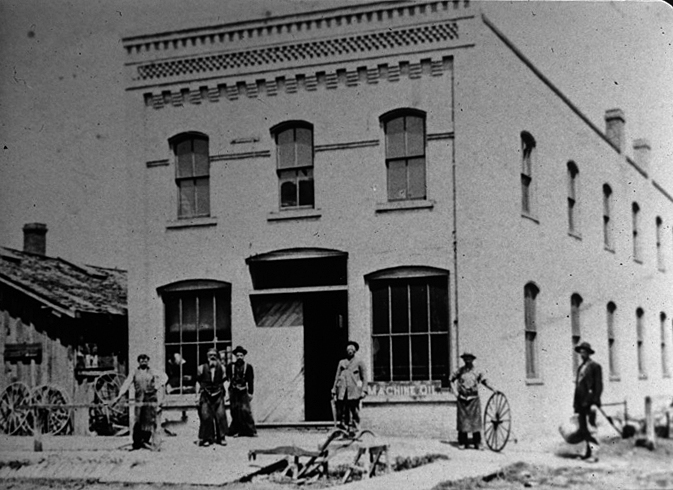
[93,372,126,426]
[25,384,72,435]
[0,382,31,435]
[483,391,511,452]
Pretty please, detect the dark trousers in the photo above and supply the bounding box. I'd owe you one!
[577,408,599,446]
[336,398,361,432]
[228,390,257,437]
[132,422,152,449]
[458,431,481,448]
[198,394,228,443]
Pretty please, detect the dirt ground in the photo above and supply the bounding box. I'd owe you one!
[2,438,672,490]
[435,437,673,490]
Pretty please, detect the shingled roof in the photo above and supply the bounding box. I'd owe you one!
[0,246,127,317]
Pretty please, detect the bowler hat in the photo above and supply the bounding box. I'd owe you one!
[460,352,476,360]
[574,341,594,354]
[346,340,359,351]
[232,345,248,356]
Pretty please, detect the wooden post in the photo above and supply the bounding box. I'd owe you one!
[645,396,656,450]
[33,408,43,452]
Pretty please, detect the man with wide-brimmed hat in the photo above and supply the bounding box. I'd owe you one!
[450,352,494,450]
[573,341,603,462]
[226,345,257,437]
[195,348,228,446]
[332,340,367,436]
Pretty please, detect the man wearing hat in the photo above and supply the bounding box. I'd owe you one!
[331,340,367,436]
[195,348,228,446]
[112,354,167,450]
[450,352,493,450]
[226,346,257,437]
[574,341,603,462]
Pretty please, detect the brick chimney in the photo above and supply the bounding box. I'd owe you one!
[23,223,48,255]
[605,109,625,152]
[632,138,651,174]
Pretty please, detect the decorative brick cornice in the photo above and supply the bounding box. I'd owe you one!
[124,1,470,58]
[142,56,453,110]
[133,22,459,83]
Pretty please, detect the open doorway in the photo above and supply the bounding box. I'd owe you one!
[303,291,348,422]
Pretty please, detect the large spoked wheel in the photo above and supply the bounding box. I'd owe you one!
[0,382,31,435]
[483,391,511,452]
[25,384,72,435]
[91,373,127,431]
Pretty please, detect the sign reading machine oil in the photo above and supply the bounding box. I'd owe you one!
[366,380,446,403]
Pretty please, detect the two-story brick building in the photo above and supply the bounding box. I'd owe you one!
[122,1,673,438]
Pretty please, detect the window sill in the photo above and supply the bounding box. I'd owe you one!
[568,230,582,241]
[525,378,544,386]
[609,375,621,382]
[604,246,615,254]
[267,208,322,222]
[166,216,218,229]
[634,258,643,265]
[658,267,666,273]
[663,373,671,379]
[638,374,648,380]
[521,212,539,224]
[375,199,435,213]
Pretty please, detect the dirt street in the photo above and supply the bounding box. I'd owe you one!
[3,437,673,490]
[436,437,673,490]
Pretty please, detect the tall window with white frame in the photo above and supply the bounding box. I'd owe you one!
[636,307,646,379]
[656,217,665,271]
[524,283,540,380]
[370,272,450,386]
[607,302,618,379]
[521,132,536,216]
[172,133,210,219]
[632,202,641,262]
[160,280,232,395]
[381,110,426,201]
[567,161,579,234]
[603,184,613,250]
[571,294,582,374]
[273,122,314,209]
[661,312,670,378]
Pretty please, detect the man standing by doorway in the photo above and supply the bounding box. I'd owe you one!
[574,341,603,462]
[331,340,367,437]
[450,352,493,450]
[195,348,228,446]
[227,345,257,437]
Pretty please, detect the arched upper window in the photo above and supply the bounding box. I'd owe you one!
[170,132,210,219]
[381,109,426,201]
[567,161,580,234]
[607,302,618,378]
[636,307,646,378]
[661,312,670,378]
[632,202,641,262]
[603,184,613,250]
[271,121,314,209]
[520,132,536,215]
[656,216,665,271]
[571,293,583,373]
[524,282,540,379]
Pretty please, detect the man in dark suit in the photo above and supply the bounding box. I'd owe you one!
[574,341,603,462]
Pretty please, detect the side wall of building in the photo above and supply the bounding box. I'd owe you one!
[452,17,673,438]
